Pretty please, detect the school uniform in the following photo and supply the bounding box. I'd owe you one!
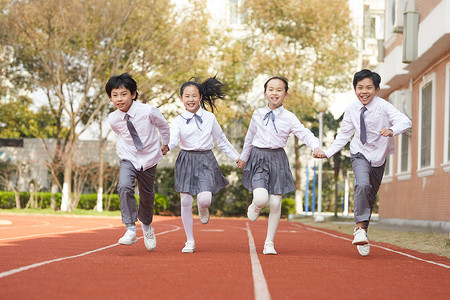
[168,107,239,195]
[241,105,320,194]
[109,101,170,225]
[324,96,412,228]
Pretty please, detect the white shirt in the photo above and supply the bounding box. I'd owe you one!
[324,96,412,167]
[168,107,240,162]
[241,105,320,162]
[109,101,170,170]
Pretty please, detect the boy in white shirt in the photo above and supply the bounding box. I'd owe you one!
[107,73,170,251]
[315,69,412,256]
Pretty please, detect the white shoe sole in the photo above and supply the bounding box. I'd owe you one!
[357,243,370,256]
[247,204,259,221]
[198,208,210,224]
[118,237,137,245]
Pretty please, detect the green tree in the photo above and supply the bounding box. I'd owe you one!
[0,0,216,211]
[245,0,357,211]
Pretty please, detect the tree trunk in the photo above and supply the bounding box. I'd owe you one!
[294,136,303,213]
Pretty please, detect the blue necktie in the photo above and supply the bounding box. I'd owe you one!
[263,111,278,133]
[360,106,367,145]
[180,113,203,131]
[125,114,143,151]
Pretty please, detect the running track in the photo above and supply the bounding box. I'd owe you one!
[0,214,449,299]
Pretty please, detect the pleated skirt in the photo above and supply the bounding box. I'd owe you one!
[174,150,229,195]
[241,147,295,195]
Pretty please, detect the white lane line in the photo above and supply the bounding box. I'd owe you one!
[246,222,271,300]
[0,224,118,242]
[0,225,181,279]
[293,223,450,269]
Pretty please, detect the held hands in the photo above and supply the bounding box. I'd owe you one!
[312,148,327,159]
[161,145,169,155]
[380,128,394,137]
[236,158,246,169]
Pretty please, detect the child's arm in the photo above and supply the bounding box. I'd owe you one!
[291,118,320,152]
[167,118,181,152]
[324,108,355,158]
[211,117,240,162]
[384,102,412,137]
[149,107,170,149]
[240,114,257,162]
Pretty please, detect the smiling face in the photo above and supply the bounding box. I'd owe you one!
[354,77,379,106]
[264,78,288,110]
[109,86,136,112]
[180,85,202,113]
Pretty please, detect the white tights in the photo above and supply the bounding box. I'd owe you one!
[252,187,282,243]
[180,191,212,242]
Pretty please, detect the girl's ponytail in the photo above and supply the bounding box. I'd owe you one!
[199,76,225,113]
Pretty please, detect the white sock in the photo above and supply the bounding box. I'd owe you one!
[252,188,269,211]
[266,194,282,243]
[125,223,136,233]
[141,222,151,232]
[180,193,194,242]
[197,191,212,209]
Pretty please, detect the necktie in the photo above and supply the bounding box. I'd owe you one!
[125,114,143,151]
[360,106,367,145]
[179,113,203,131]
[263,111,278,133]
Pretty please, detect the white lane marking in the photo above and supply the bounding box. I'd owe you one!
[0,220,13,225]
[0,224,117,242]
[0,225,181,279]
[246,222,271,300]
[293,223,450,269]
[199,229,224,232]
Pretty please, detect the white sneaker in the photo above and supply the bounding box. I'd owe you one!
[142,225,156,251]
[182,241,195,253]
[263,241,277,255]
[247,204,260,221]
[352,227,369,245]
[357,243,370,256]
[198,207,210,224]
[118,229,137,245]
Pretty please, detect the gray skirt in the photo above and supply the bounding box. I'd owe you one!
[174,150,229,195]
[242,147,295,195]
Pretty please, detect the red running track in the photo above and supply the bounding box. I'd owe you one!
[0,214,449,299]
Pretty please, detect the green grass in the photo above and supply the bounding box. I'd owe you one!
[0,208,121,217]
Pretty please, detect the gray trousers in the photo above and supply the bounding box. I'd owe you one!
[351,153,385,229]
[117,160,156,225]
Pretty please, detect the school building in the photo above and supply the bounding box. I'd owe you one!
[374,0,450,230]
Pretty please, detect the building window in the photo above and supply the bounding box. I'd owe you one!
[383,155,393,183]
[229,0,246,25]
[443,62,450,172]
[417,73,436,177]
[396,129,411,180]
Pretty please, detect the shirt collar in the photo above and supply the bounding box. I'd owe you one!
[264,104,285,115]
[358,96,379,112]
[119,101,138,120]
[182,106,204,118]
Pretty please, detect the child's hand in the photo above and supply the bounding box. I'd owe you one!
[380,128,393,137]
[161,145,169,155]
[236,158,246,169]
[313,148,327,159]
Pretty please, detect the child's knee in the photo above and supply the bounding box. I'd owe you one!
[197,191,212,208]
[253,188,269,208]
[180,193,193,208]
[269,195,282,211]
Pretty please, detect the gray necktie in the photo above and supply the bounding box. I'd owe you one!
[360,106,367,145]
[125,114,143,151]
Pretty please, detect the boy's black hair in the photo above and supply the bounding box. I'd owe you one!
[105,73,139,101]
[179,76,225,113]
[353,69,381,90]
[264,76,289,92]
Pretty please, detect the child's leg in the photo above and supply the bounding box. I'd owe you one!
[252,188,270,210]
[136,165,157,226]
[117,160,139,225]
[351,154,373,230]
[197,191,212,208]
[265,194,282,243]
[180,192,194,242]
